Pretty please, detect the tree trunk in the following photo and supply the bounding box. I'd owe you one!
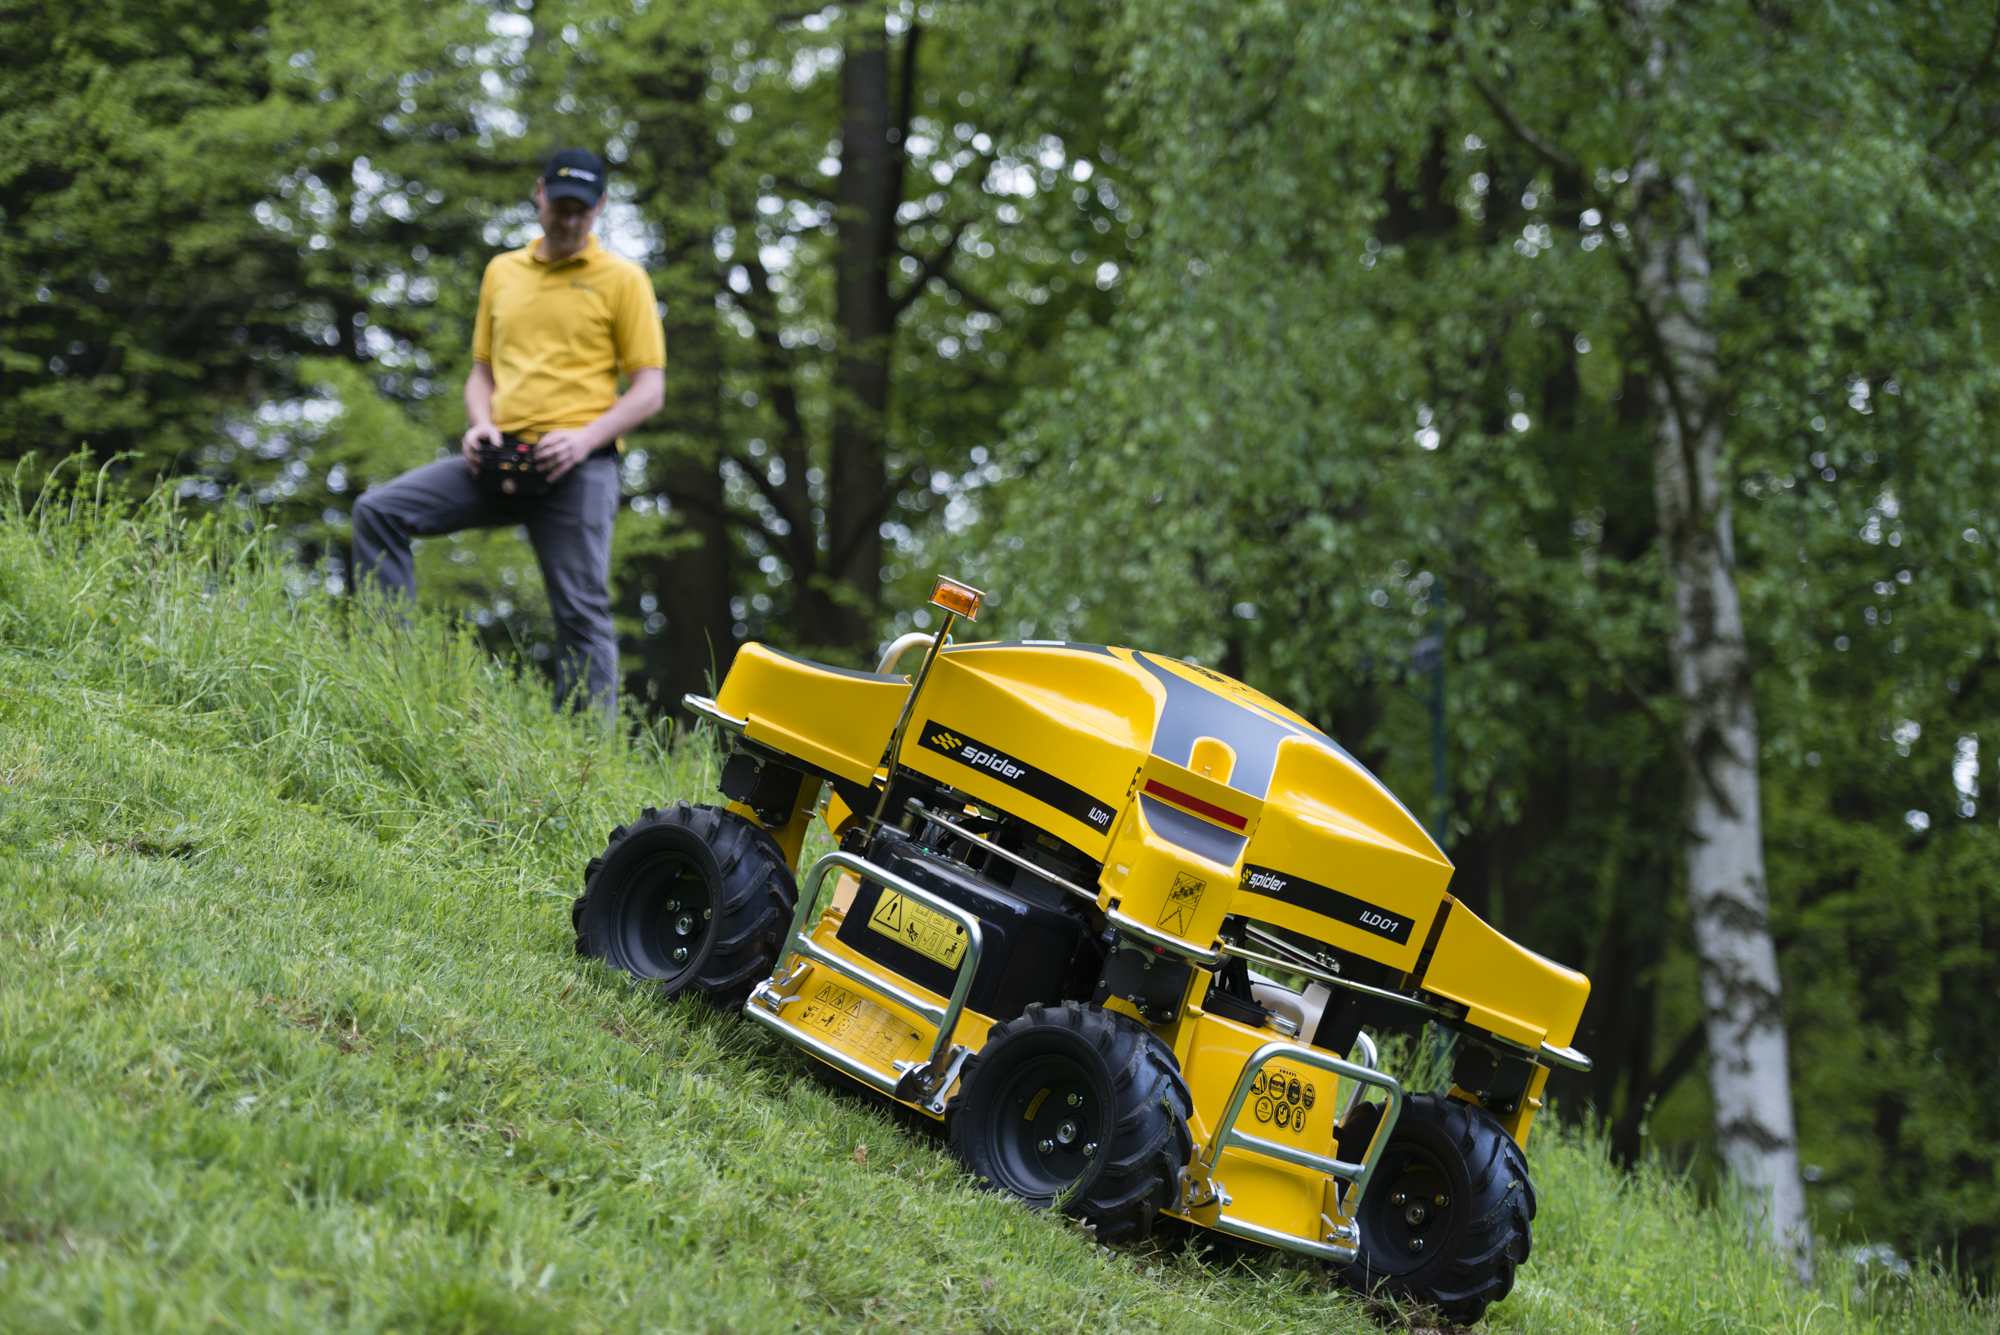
[629,49,739,724]
[1633,166,1811,1273]
[650,442,735,715]
[823,12,904,658]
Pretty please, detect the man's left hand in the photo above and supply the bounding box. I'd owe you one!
[533,429,598,481]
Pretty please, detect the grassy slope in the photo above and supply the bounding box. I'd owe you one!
[0,488,1990,1334]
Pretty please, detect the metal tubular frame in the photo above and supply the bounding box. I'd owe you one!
[1242,922,1366,983]
[681,694,747,732]
[1107,907,1226,967]
[1186,1039,1406,1263]
[876,632,935,675]
[1535,1041,1593,1072]
[904,798,1101,908]
[1224,929,1593,1073]
[743,850,986,1114]
[1222,939,1438,1015]
[1333,1032,1380,1118]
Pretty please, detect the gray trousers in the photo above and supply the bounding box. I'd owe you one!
[350,452,620,717]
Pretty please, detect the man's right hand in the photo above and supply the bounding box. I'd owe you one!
[462,422,503,471]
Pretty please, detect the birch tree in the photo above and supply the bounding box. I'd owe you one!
[1472,8,1809,1256]
[1630,152,1809,1267]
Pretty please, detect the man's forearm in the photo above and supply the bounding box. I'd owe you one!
[574,368,666,451]
[466,361,498,425]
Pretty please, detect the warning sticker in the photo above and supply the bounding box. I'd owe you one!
[1249,1067,1318,1137]
[797,981,921,1066]
[798,980,864,1035]
[1155,872,1207,937]
[868,891,968,968]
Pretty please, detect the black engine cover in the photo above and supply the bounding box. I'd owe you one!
[835,838,1101,1022]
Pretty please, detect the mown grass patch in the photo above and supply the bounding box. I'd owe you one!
[1,482,1993,1333]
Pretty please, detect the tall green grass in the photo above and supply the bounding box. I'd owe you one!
[1,475,1993,1333]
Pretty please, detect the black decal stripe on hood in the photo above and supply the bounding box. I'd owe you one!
[1239,864,1415,946]
[917,720,1115,833]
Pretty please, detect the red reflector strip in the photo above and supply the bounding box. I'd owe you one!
[1143,778,1249,831]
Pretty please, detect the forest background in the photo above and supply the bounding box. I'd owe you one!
[6,0,2000,1287]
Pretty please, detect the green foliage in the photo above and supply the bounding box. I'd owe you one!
[3,483,1993,1332]
[0,0,503,476]
[985,0,2000,1278]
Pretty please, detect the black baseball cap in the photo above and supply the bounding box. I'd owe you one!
[543,148,607,206]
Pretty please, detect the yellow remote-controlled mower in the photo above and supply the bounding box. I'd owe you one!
[573,578,1591,1324]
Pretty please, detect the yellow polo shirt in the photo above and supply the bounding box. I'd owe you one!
[471,236,665,440]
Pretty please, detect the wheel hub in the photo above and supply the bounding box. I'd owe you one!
[1366,1150,1457,1275]
[984,1055,1104,1198]
[608,849,714,984]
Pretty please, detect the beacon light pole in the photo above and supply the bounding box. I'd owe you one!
[869,575,984,830]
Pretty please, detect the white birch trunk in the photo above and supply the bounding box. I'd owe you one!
[1634,167,1812,1275]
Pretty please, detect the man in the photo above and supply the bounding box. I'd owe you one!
[351,148,665,717]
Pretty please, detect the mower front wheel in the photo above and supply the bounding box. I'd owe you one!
[573,802,796,1009]
[950,1001,1193,1244]
[1334,1092,1535,1325]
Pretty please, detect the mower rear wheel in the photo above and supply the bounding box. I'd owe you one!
[1334,1092,1535,1325]
[950,1002,1193,1244]
[573,802,796,1009]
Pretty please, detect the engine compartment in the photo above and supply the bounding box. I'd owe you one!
[834,830,1104,1022]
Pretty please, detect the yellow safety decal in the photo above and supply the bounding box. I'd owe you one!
[1023,1087,1053,1120]
[1249,1066,1318,1136]
[868,890,968,967]
[1156,872,1206,936]
[797,981,921,1066]
[798,980,865,1034]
